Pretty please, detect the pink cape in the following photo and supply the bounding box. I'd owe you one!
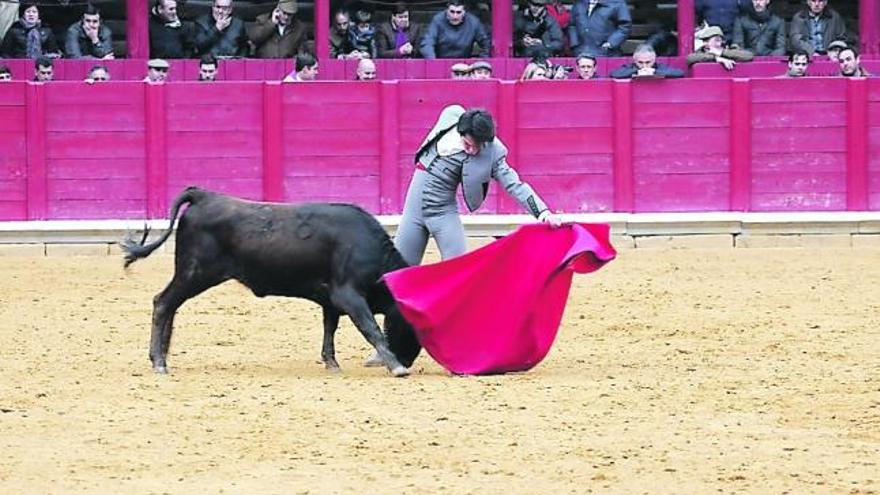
[384,223,617,375]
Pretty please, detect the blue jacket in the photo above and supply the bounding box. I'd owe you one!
[568,0,632,57]
[609,62,684,79]
[420,11,490,58]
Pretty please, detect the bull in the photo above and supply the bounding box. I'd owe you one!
[121,187,421,377]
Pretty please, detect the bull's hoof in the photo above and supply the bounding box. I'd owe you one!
[390,366,410,377]
[363,352,384,368]
[324,362,341,373]
[153,365,168,374]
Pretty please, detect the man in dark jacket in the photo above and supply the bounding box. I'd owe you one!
[732,0,785,55]
[420,0,490,59]
[249,0,306,58]
[514,0,564,57]
[568,0,631,57]
[789,0,847,55]
[696,0,743,39]
[65,4,114,59]
[193,0,249,57]
[376,2,423,58]
[149,0,194,58]
[610,44,684,78]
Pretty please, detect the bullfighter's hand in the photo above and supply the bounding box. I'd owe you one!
[538,210,563,228]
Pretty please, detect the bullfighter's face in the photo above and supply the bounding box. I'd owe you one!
[462,134,482,156]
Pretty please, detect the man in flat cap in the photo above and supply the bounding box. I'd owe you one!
[687,25,753,70]
[469,60,493,79]
[144,58,170,83]
[249,0,307,58]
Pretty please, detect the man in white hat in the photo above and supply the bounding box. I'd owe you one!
[144,58,170,83]
[687,25,753,70]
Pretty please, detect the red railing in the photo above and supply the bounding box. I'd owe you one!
[0,78,877,221]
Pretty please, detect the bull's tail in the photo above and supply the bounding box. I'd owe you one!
[121,187,205,268]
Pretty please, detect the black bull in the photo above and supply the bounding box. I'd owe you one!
[121,187,422,377]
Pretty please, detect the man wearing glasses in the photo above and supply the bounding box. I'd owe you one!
[193,0,248,57]
[0,64,12,82]
[789,0,847,55]
[85,65,111,84]
[514,0,564,58]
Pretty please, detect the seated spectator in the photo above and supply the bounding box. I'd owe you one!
[515,0,564,58]
[194,0,248,58]
[838,46,869,77]
[144,58,169,83]
[783,50,810,77]
[199,54,218,81]
[0,64,11,81]
[85,64,110,83]
[355,58,377,80]
[826,39,847,61]
[520,62,549,81]
[330,10,361,59]
[610,44,684,78]
[421,0,490,59]
[732,0,785,56]
[789,0,847,56]
[282,52,319,82]
[1,2,61,59]
[34,56,53,82]
[65,4,114,59]
[250,1,306,59]
[575,53,598,79]
[696,0,743,40]
[568,0,631,57]
[687,25,753,70]
[450,62,471,78]
[470,60,493,79]
[377,2,423,58]
[349,9,377,59]
[150,0,194,59]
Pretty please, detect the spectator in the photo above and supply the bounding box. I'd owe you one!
[329,10,360,59]
[199,54,218,81]
[687,25,753,70]
[545,0,571,55]
[696,0,743,39]
[470,60,493,79]
[514,0,564,58]
[0,64,12,82]
[575,53,598,79]
[825,39,847,61]
[420,0,490,59]
[520,62,549,80]
[282,52,319,82]
[85,64,110,84]
[348,9,377,59]
[568,0,631,57]
[376,2,423,58]
[789,0,847,56]
[65,4,114,59]
[1,2,61,59]
[610,44,684,79]
[194,0,248,58]
[783,50,810,77]
[250,0,306,59]
[450,62,471,79]
[144,58,170,83]
[731,0,785,56]
[34,56,53,82]
[150,0,193,59]
[0,1,16,43]
[355,57,377,80]
[838,46,869,77]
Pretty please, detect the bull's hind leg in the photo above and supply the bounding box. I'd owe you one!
[150,267,228,373]
[329,285,409,377]
[320,306,341,371]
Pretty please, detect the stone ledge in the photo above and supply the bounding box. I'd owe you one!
[635,234,733,249]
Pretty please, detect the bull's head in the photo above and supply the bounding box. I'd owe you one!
[384,307,421,368]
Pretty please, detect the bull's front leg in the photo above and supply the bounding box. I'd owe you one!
[320,306,341,371]
[330,286,409,377]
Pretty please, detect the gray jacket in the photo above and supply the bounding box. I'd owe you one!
[415,105,548,217]
[420,12,490,58]
[64,22,113,58]
[732,8,786,55]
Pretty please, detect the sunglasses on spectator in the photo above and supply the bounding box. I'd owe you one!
[0,74,11,81]
[92,76,109,81]
[150,67,169,72]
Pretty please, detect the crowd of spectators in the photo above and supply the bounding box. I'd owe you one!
[0,0,872,81]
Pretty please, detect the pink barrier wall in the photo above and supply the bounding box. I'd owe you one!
[0,78,877,221]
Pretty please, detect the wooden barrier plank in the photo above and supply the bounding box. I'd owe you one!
[751,78,847,102]
[49,158,146,179]
[751,192,846,211]
[752,102,847,128]
[635,173,730,212]
[281,102,380,130]
[633,127,730,155]
[515,153,613,175]
[517,101,613,128]
[751,127,847,153]
[283,130,381,157]
[46,131,147,159]
[46,104,145,132]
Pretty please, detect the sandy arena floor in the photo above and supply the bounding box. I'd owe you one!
[0,245,878,494]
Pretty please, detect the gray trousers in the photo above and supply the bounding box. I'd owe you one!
[394,170,467,266]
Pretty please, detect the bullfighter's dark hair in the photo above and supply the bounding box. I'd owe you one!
[457,108,496,144]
